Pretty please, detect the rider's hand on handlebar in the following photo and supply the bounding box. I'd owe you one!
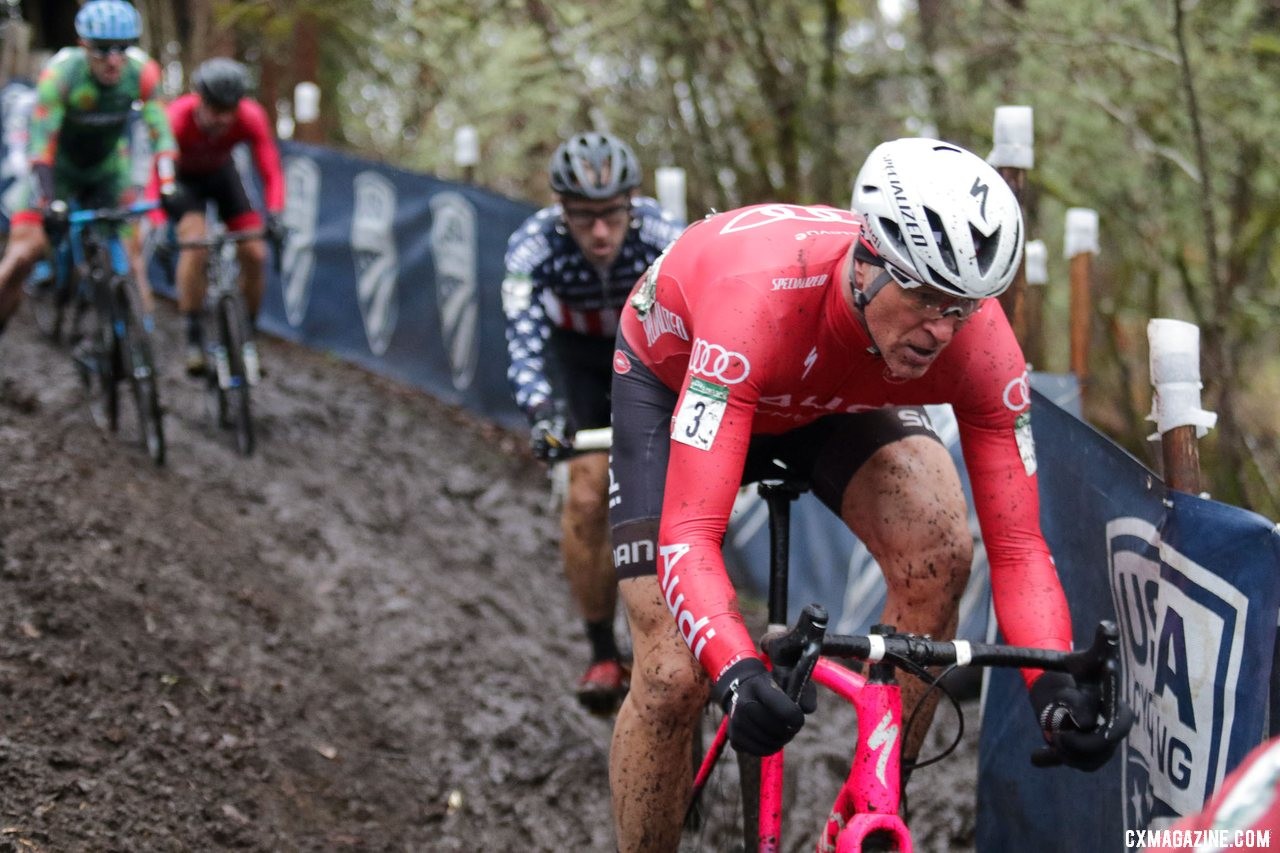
[158,183,183,221]
[529,402,570,462]
[715,658,809,757]
[41,200,69,240]
[264,212,287,247]
[1029,671,1134,771]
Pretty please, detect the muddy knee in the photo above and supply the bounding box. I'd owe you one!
[629,647,710,726]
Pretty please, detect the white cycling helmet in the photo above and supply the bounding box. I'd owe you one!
[852,137,1023,299]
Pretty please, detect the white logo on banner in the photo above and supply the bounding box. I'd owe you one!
[351,171,399,356]
[429,192,479,391]
[1107,517,1248,831]
[282,156,321,326]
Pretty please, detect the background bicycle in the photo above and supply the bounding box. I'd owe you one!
[29,199,166,466]
[176,220,265,456]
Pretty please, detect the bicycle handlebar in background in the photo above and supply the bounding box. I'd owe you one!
[570,427,612,453]
[67,200,160,225]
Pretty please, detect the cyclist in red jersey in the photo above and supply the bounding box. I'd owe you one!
[0,0,177,338]
[153,57,285,375]
[606,138,1133,850]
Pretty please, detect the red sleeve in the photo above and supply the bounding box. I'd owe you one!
[657,297,781,684]
[239,100,285,212]
[950,307,1072,683]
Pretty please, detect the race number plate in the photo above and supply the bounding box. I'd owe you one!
[672,378,728,451]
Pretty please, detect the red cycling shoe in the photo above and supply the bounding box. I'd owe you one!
[576,659,630,714]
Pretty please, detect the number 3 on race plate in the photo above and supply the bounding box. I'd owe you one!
[673,378,729,451]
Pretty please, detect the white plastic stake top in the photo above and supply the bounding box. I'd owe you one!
[1024,239,1048,285]
[655,166,687,224]
[989,106,1034,169]
[454,125,480,168]
[1146,318,1217,439]
[293,81,321,124]
[1064,208,1100,258]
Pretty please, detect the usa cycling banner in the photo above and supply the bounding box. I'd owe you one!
[976,389,1280,852]
[148,140,536,428]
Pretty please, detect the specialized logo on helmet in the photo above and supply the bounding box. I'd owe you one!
[970,177,990,221]
[882,155,930,252]
[352,171,399,356]
[718,204,857,235]
[281,155,321,327]
[429,191,480,390]
[689,338,750,384]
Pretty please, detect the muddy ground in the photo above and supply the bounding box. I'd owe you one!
[0,300,982,852]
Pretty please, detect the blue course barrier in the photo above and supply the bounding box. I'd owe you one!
[976,389,1280,852]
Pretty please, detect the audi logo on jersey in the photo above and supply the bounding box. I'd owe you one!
[1003,370,1032,412]
[690,338,751,385]
[659,543,717,662]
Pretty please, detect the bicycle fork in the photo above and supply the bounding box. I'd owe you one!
[815,656,912,853]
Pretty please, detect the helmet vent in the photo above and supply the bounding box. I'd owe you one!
[925,208,957,275]
[972,224,1000,275]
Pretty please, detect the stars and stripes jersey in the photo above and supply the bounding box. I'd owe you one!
[616,203,1071,685]
[501,197,683,418]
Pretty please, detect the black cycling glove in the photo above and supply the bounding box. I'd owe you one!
[714,658,809,757]
[41,200,69,241]
[264,212,287,246]
[529,401,569,462]
[1029,671,1134,771]
[159,184,184,221]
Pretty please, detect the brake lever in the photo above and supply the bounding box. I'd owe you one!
[766,604,827,703]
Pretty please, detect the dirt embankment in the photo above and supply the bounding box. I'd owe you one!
[0,302,979,852]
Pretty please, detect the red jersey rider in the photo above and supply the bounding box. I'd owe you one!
[154,57,285,375]
[606,138,1133,851]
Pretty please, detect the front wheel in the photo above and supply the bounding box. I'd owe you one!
[118,278,165,466]
[216,291,254,456]
[85,271,120,433]
[684,703,752,853]
[28,262,69,343]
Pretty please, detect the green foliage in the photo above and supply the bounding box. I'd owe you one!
[208,0,1279,517]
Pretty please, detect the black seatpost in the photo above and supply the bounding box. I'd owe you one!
[757,479,808,626]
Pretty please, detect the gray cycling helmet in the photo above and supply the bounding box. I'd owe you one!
[549,131,642,200]
[852,137,1024,299]
[193,58,250,109]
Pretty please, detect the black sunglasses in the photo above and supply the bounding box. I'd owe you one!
[87,42,134,58]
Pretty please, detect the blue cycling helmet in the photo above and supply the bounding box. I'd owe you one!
[75,0,142,42]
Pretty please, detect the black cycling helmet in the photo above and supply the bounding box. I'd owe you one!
[548,131,642,200]
[193,57,249,109]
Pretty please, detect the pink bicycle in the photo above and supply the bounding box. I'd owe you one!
[684,480,1127,853]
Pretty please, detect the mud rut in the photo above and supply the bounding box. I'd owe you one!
[0,300,982,852]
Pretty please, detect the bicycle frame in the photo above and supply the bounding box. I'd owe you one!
[60,200,165,464]
[689,475,1124,853]
[177,218,264,455]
